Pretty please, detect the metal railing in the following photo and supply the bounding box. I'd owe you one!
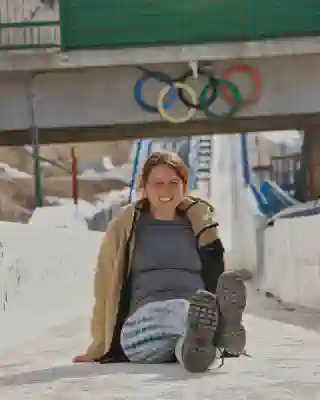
[0,0,60,49]
[23,146,78,207]
[1,0,320,51]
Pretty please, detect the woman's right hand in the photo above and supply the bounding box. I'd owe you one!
[72,354,91,363]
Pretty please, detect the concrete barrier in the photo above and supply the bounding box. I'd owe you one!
[262,215,320,309]
[0,222,103,354]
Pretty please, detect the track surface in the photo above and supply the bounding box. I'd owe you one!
[1,284,320,400]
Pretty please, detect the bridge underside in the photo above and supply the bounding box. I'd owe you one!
[0,113,317,146]
[1,46,320,145]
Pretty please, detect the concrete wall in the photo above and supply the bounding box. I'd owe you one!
[1,53,320,132]
[218,180,320,311]
[261,215,320,309]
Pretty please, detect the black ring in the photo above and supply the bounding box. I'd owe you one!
[177,68,218,110]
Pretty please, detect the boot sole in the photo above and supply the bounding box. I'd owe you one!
[182,290,218,373]
[216,272,246,354]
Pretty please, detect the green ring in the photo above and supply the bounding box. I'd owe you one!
[199,79,241,118]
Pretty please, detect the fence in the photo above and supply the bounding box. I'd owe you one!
[23,146,78,207]
[0,0,60,49]
[2,0,320,51]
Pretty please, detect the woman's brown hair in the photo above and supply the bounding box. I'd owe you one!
[138,151,189,194]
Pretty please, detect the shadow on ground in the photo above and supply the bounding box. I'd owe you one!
[0,362,227,388]
[246,283,320,333]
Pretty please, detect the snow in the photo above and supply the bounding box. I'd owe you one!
[29,206,88,230]
[27,161,134,230]
[0,220,320,398]
[0,142,320,398]
[103,156,115,170]
[45,197,97,219]
[0,224,103,354]
[78,163,132,184]
[0,163,31,178]
[95,187,129,209]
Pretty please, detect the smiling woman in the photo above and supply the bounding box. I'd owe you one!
[73,151,247,373]
[137,152,188,220]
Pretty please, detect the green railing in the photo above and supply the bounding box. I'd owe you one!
[0,1,60,49]
[59,0,320,51]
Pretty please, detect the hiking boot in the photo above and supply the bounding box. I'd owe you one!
[180,290,219,373]
[216,271,247,355]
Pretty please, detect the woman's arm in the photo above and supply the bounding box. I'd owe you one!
[78,207,130,361]
[85,230,110,360]
[192,198,225,294]
[200,238,225,294]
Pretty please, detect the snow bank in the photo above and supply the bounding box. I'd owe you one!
[0,163,31,178]
[45,197,97,219]
[29,206,89,230]
[0,223,103,354]
[78,163,132,184]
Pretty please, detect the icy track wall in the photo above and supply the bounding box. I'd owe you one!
[0,223,104,355]
[210,134,262,275]
[209,134,320,310]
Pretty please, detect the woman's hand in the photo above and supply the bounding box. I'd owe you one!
[72,354,92,363]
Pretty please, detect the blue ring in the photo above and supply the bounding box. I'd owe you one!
[134,70,176,113]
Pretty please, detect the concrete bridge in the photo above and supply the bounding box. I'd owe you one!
[0,1,320,145]
[1,38,320,145]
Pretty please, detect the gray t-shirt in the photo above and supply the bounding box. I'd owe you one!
[130,212,204,314]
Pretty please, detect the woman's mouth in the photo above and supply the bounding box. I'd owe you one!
[159,197,173,203]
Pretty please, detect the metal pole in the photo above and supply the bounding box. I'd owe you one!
[71,147,79,206]
[27,74,42,207]
[129,140,143,203]
[147,140,152,157]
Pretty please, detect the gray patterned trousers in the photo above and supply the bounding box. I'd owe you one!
[120,299,188,363]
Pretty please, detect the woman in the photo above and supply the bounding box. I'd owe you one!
[73,151,246,373]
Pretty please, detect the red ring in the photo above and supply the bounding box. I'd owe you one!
[220,64,261,106]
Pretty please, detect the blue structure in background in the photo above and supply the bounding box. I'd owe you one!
[240,133,299,218]
[129,139,143,203]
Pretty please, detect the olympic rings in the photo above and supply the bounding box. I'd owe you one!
[199,79,241,118]
[157,82,197,124]
[220,64,261,106]
[134,69,175,113]
[177,68,218,110]
[133,64,261,123]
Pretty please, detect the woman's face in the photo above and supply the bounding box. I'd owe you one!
[144,164,184,212]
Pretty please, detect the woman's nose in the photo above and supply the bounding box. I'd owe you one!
[157,184,173,195]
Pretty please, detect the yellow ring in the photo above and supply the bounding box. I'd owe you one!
[157,82,197,124]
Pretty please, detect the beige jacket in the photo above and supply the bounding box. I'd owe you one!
[85,196,219,360]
